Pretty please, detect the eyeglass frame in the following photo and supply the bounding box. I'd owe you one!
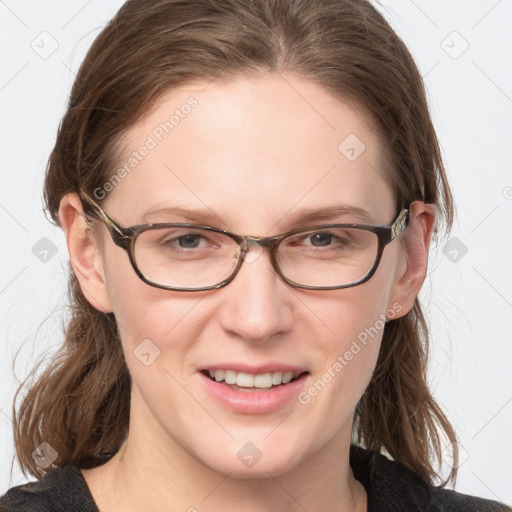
[79,190,410,292]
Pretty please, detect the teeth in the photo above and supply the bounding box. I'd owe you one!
[236,372,254,387]
[271,371,283,385]
[224,370,237,384]
[254,373,272,388]
[206,369,301,388]
[282,371,294,384]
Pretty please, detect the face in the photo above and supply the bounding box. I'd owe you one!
[76,74,416,478]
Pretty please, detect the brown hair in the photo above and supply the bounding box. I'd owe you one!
[13,0,458,484]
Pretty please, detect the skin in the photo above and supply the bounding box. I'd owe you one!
[59,73,434,512]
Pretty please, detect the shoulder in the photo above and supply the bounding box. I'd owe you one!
[430,486,512,512]
[350,444,512,512]
[0,465,98,512]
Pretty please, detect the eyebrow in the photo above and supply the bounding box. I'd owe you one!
[141,204,376,227]
[281,205,375,226]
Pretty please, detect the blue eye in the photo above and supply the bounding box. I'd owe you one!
[175,234,203,249]
[309,233,336,247]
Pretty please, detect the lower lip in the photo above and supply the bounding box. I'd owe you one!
[200,372,309,414]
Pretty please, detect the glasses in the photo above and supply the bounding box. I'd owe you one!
[80,191,409,292]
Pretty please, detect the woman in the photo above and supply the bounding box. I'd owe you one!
[1,0,510,510]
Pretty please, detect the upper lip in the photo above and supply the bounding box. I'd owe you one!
[200,363,308,375]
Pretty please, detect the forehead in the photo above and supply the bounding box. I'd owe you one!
[105,73,394,231]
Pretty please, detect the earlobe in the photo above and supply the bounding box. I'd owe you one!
[387,201,436,318]
[58,193,113,313]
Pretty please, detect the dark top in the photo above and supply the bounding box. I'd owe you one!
[1,445,510,511]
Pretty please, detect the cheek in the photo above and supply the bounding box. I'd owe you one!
[110,290,211,441]
[101,244,206,366]
[313,261,395,355]
[110,287,208,372]
[313,290,387,388]
[297,262,398,412]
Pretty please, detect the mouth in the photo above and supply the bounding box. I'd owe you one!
[199,365,310,414]
[200,369,309,392]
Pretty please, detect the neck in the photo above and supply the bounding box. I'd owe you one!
[82,393,366,512]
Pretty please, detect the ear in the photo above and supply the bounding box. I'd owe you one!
[387,201,435,318]
[58,192,113,313]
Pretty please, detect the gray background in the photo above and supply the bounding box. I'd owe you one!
[1,0,511,503]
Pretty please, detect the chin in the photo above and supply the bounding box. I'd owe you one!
[193,438,306,479]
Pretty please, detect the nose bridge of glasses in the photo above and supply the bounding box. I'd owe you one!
[238,235,279,253]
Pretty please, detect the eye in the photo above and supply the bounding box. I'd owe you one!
[280,228,361,255]
[299,230,352,249]
[307,232,342,247]
[137,227,223,254]
[170,233,204,249]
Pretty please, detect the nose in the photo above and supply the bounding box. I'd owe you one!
[217,243,294,343]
